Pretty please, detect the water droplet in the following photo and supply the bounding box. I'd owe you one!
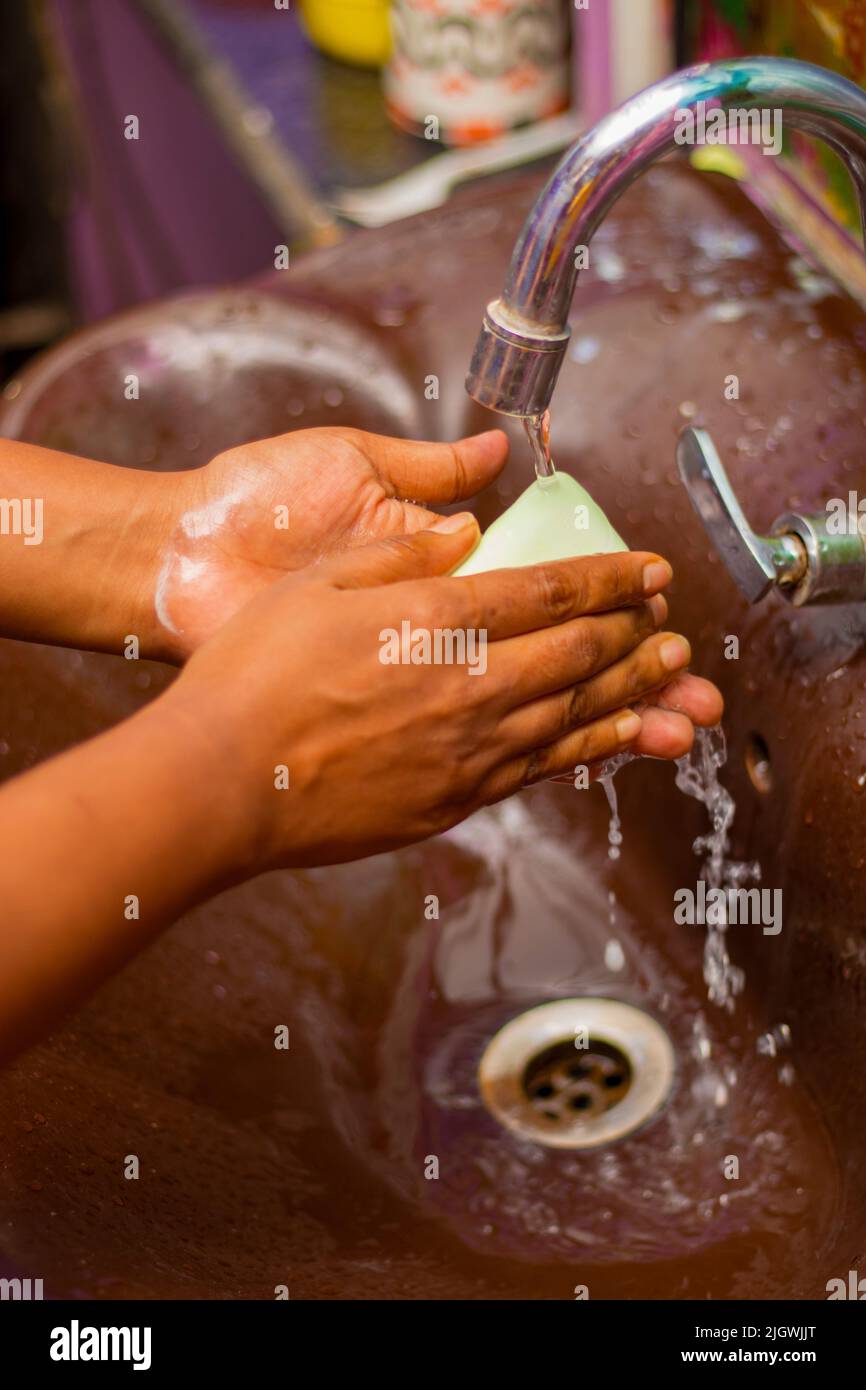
[604,939,625,972]
[570,336,601,365]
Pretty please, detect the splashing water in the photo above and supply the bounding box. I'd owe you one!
[597,747,637,863]
[597,750,633,971]
[674,724,760,1011]
[590,730,760,1011]
[757,1022,792,1057]
[757,1020,795,1083]
[524,410,556,480]
[600,771,623,861]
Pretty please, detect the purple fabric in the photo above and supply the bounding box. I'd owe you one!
[50,0,285,320]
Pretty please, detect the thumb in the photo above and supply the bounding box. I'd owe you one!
[329,512,480,590]
[358,428,508,502]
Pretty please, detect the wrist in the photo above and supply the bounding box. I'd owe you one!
[0,441,192,658]
[151,670,283,882]
[130,467,202,665]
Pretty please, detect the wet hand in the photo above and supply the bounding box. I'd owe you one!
[635,673,724,759]
[153,426,508,659]
[167,518,704,870]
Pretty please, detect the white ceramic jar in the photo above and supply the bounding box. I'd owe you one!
[384,0,571,145]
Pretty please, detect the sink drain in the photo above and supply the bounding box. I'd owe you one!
[478,998,675,1149]
[525,1037,632,1122]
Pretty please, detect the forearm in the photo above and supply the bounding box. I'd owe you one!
[0,438,183,658]
[0,688,253,1062]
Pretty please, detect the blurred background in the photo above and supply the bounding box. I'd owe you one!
[4,0,866,385]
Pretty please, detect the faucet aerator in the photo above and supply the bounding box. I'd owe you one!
[466,302,569,419]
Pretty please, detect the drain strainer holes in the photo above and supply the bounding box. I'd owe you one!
[523,1039,632,1124]
[478,998,675,1150]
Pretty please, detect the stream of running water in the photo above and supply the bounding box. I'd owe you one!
[524,410,556,480]
[523,426,757,1011]
[674,723,760,1010]
[596,728,760,1011]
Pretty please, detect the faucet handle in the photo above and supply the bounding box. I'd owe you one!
[675,427,800,602]
[676,427,866,606]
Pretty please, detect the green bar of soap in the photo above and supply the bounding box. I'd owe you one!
[453,471,627,577]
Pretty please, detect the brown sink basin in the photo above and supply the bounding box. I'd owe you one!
[1,162,864,1300]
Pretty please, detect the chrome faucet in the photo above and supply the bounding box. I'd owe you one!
[466,57,866,606]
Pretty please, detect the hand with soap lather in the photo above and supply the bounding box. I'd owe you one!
[0,427,718,763]
[150,424,719,762]
[0,427,720,1060]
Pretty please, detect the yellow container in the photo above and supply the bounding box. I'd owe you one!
[299,0,392,69]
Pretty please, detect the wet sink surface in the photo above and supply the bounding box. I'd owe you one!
[1,163,865,1299]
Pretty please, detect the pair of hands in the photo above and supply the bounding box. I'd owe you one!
[152,426,722,870]
[0,424,724,1058]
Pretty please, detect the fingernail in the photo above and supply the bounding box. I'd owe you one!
[660,635,691,670]
[648,593,668,624]
[430,512,476,534]
[616,711,642,742]
[643,560,673,593]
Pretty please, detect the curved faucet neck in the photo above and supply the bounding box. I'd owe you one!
[467,57,866,418]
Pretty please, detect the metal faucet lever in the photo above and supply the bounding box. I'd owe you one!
[677,427,866,607]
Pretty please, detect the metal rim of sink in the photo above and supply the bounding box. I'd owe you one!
[478,998,675,1150]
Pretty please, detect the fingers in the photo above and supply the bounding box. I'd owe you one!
[500,632,691,748]
[480,708,643,805]
[547,676,723,782]
[648,671,724,726]
[631,705,696,758]
[493,595,669,706]
[327,513,480,589]
[355,428,509,503]
[452,551,672,640]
